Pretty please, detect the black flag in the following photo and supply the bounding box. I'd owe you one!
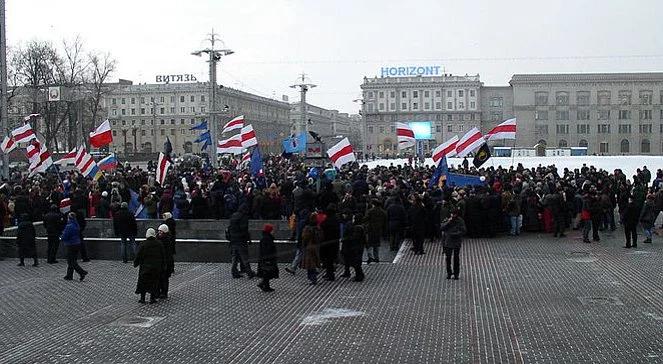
[472,143,491,168]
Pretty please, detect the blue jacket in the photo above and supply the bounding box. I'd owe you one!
[60,218,81,246]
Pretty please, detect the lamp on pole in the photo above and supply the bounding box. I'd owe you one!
[290,73,316,137]
[192,30,233,167]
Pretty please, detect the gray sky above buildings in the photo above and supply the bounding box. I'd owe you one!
[8,0,663,114]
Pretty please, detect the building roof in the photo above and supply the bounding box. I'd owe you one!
[510,72,663,84]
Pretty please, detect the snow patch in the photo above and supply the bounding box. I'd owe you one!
[302,308,365,326]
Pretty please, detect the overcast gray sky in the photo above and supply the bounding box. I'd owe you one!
[8,0,663,113]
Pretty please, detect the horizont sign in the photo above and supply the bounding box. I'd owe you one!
[380,66,442,77]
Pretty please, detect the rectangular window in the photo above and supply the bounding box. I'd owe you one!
[131,97,135,104]
[640,110,652,120]
[413,103,418,110]
[140,108,145,115]
[389,103,395,111]
[112,109,117,116]
[170,119,175,125]
[390,91,395,98]
[619,110,631,120]
[577,110,590,120]
[556,124,569,134]
[160,107,165,114]
[160,119,165,125]
[379,103,384,111]
[598,110,610,120]
[447,102,453,109]
[470,114,475,121]
[435,91,441,97]
[112,130,117,136]
[598,91,611,105]
[201,95,206,102]
[458,102,464,109]
[413,91,419,98]
[367,92,374,99]
[121,98,126,104]
[491,112,503,121]
[458,90,464,97]
[170,107,175,113]
[131,108,136,115]
[458,125,464,132]
[618,124,631,134]
[470,101,476,109]
[447,125,453,132]
[469,90,475,97]
[599,142,609,154]
[598,124,611,133]
[435,125,441,133]
[424,91,429,98]
[180,107,186,113]
[618,90,632,105]
[401,91,407,98]
[180,96,185,102]
[201,107,205,113]
[180,119,185,125]
[191,95,195,102]
[490,97,503,107]
[401,103,407,110]
[435,102,441,109]
[141,130,146,136]
[576,91,590,106]
[121,109,126,115]
[160,96,164,102]
[379,126,384,133]
[535,92,548,106]
[640,124,652,133]
[160,130,165,136]
[170,129,175,135]
[447,90,452,97]
[112,98,116,105]
[447,115,452,121]
[424,102,430,109]
[556,92,569,106]
[535,110,548,120]
[577,124,590,134]
[140,97,145,103]
[170,96,175,103]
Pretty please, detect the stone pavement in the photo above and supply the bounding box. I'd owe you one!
[0,230,662,363]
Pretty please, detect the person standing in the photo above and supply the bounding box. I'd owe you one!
[75,208,90,262]
[301,213,321,285]
[16,214,38,267]
[61,212,87,281]
[365,200,386,264]
[386,196,406,252]
[622,195,639,249]
[319,204,341,281]
[640,194,656,244]
[134,228,165,304]
[407,195,427,255]
[43,205,65,264]
[340,213,366,282]
[257,224,279,292]
[440,208,467,280]
[228,204,255,279]
[157,224,174,299]
[113,202,138,263]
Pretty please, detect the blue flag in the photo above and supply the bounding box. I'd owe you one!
[164,137,173,157]
[194,130,211,144]
[201,138,211,151]
[190,120,208,131]
[250,147,263,177]
[429,156,449,189]
[282,133,307,153]
[128,189,140,215]
[446,173,486,187]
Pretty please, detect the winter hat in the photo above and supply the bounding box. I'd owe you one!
[158,224,169,234]
[146,228,156,239]
[121,202,128,209]
[101,191,108,197]
[263,223,274,234]
[162,212,172,219]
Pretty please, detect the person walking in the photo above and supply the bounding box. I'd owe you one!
[228,204,255,279]
[113,202,138,263]
[134,228,165,304]
[622,195,639,248]
[61,212,87,281]
[257,224,279,292]
[340,213,366,282]
[75,208,90,262]
[365,200,386,263]
[640,194,656,244]
[301,213,321,285]
[319,204,341,281]
[441,208,467,280]
[16,214,38,267]
[43,205,65,264]
[157,224,175,299]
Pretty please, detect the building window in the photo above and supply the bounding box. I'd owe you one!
[112,130,117,136]
[160,130,165,136]
[435,125,441,133]
[577,110,590,120]
[535,92,548,106]
[389,91,395,98]
[458,90,464,97]
[576,91,590,106]
[620,139,630,153]
[413,91,419,98]
[413,103,418,110]
[160,119,165,125]
[390,103,396,111]
[141,130,146,136]
[535,125,549,134]
[556,124,569,134]
[201,107,205,113]
[579,139,588,148]
[640,110,652,120]
[190,95,195,102]
[180,119,185,125]
[424,91,429,98]
[535,111,548,120]
[401,91,407,98]
[458,114,464,121]
[424,102,430,110]
[558,139,568,148]
[131,108,136,115]
[160,96,165,103]
[401,103,407,110]
[170,129,175,135]
[598,110,610,120]
[112,109,117,116]
[638,90,653,105]
[618,110,631,120]
[447,102,453,109]
[458,125,464,132]
[640,124,652,133]
[179,107,185,113]
[391,126,396,133]
[490,97,503,107]
[447,125,453,132]
[470,90,475,97]
[377,103,384,111]
[435,102,441,110]
[458,102,464,109]
[642,139,651,153]
[379,126,384,133]
[618,124,631,134]
[170,107,175,113]
[201,95,205,102]
[121,98,126,104]
[618,90,632,105]
[130,97,135,104]
[367,91,374,99]
[598,124,611,133]
[140,108,145,115]
[577,124,590,134]
[556,91,569,106]
[470,114,475,121]
[160,108,165,114]
[112,98,116,105]
[446,115,452,121]
[600,142,609,154]
[170,119,175,125]
[597,91,611,105]
[470,101,476,109]
[435,91,441,97]
[447,90,452,97]
[121,109,126,115]
[368,126,373,133]
[491,112,502,121]
[179,96,184,103]
[140,97,145,103]
[367,104,374,112]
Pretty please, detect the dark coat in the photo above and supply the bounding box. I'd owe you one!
[440,216,467,249]
[319,212,341,260]
[365,206,387,247]
[16,218,36,256]
[258,232,279,280]
[639,200,656,227]
[165,217,177,253]
[159,233,175,276]
[228,210,250,245]
[113,207,138,238]
[134,237,165,294]
[407,203,427,237]
[43,210,65,237]
[342,222,366,266]
[301,224,321,270]
[386,202,406,232]
[96,197,111,218]
[622,201,640,227]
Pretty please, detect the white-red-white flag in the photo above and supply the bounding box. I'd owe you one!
[485,118,517,141]
[222,115,244,133]
[456,127,485,157]
[55,148,77,165]
[11,123,36,143]
[27,141,53,176]
[240,124,258,148]
[432,135,459,163]
[0,136,16,154]
[396,122,415,150]
[156,152,172,186]
[237,151,251,170]
[327,137,356,168]
[59,198,71,214]
[217,134,244,155]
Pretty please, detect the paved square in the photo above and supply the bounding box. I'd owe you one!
[1,230,662,363]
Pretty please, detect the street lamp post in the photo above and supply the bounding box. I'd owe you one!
[192,30,233,167]
[290,73,316,137]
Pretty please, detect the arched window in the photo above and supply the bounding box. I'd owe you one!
[558,139,568,148]
[620,139,630,154]
[641,139,651,154]
[579,139,588,148]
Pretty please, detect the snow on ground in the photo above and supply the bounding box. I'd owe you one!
[362,155,663,179]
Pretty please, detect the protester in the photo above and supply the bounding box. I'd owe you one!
[43,205,65,264]
[639,194,656,244]
[301,213,321,285]
[61,212,87,281]
[364,200,386,263]
[257,223,279,292]
[340,213,366,282]
[440,208,467,280]
[228,204,255,279]
[134,228,165,304]
[622,195,639,249]
[113,202,138,263]
[157,224,174,299]
[16,213,37,267]
[319,204,341,281]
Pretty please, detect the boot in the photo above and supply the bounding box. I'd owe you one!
[32,258,39,267]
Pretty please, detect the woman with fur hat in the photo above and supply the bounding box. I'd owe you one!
[134,228,165,304]
[157,224,175,298]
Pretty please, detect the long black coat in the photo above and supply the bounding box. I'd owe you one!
[134,237,165,295]
[407,204,427,238]
[43,211,65,237]
[341,223,365,266]
[319,212,341,261]
[16,219,36,256]
[441,216,467,249]
[159,233,175,276]
[258,232,279,280]
[113,208,137,238]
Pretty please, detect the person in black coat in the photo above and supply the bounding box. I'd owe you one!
[43,205,65,263]
[622,195,639,249]
[319,204,341,281]
[16,214,37,266]
[340,213,366,282]
[407,195,427,255]
[134,228,165,304]
[386,196,406,252]
[441,208,467,280]
[75,208,90,262]
[157,224,175,298]
[113,202,138,263]
[228,204,255,278]
[257,224,279,292]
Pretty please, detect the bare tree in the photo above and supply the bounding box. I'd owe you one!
[85,51,116,135]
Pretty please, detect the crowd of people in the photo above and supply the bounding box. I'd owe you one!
[2,153,662,300]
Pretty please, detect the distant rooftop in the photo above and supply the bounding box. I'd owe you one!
[511,72,663,84]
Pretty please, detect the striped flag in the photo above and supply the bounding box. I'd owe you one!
[455,127,485,158]
[485,118,517,141]
[432,135,459,163]
[240,124,258,148]
[11,123,36,143]
[59,198,71,214]
[75,146,101,179]
[55,148,77,165]
[217,134,244,155]
[156,152,172,186]
[327,137,356,168]
[0,136,16,154]
[222,115,244,133]
[396,122,415,150]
